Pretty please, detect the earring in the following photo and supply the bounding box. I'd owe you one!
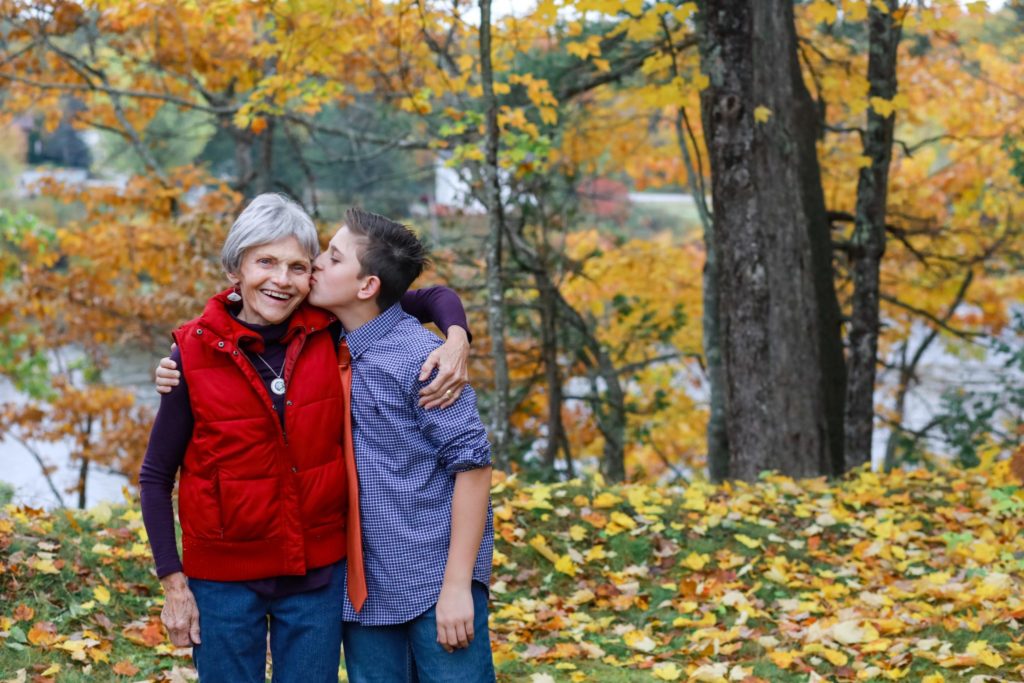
[227,289,242,302]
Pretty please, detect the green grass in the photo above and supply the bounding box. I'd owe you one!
[2,466,1024,681]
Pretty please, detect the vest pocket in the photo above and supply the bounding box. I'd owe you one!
[179,473,222,540]
[219,476,281,541]
[297,457,346,527]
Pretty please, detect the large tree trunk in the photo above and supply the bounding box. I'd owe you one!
[845,0,902,470]
[478,0,511,468]
[699,0,843,480]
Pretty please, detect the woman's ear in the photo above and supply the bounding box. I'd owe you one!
[226,271,240,285]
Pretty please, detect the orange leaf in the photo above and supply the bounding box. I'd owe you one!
[112,660,140,676]
[13,604,35,622]
[27,621,59,647]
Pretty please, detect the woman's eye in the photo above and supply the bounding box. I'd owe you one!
[258,258,273,266]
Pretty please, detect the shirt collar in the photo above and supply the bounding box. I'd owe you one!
[342,303,403,360]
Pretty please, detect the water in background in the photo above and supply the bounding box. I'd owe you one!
[1,346,164,509]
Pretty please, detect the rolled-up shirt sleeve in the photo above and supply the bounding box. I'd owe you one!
[413,373,491,475]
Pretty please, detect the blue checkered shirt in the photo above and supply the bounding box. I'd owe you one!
[340,304,493,625]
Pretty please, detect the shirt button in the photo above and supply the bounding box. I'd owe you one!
[196,329,203,335]
[286,400,293,406]
[291,466,298,473]
[233,350,238,356]
[217,341,225,348]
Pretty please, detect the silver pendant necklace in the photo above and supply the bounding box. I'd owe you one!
[250,351,286,396]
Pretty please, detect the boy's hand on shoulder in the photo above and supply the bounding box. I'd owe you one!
[435,582,474,652]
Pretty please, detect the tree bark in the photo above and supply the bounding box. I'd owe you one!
[478,0,511,469]
[537,261,569,478]
[699,0,843,480]
[845,0,902,470]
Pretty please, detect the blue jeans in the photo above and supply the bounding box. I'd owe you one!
[190,566,344,683]
[342,581,495,683]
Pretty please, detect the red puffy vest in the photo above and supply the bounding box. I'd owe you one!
[172,290,348,581]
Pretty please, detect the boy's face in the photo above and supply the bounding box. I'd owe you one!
[309,225,371,311]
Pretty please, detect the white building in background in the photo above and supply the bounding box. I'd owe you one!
[432,154,699,214]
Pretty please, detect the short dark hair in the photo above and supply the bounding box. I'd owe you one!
[344,207,429,311]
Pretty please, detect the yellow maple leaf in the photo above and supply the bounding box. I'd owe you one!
[830,620,879,645]
[846,1,869,21]
[32,558,59,575]
[651,662,682,680]
[969,540,998,564]
[623,629,657,653]
[610,511,638,530]
[681,552,710,571]
[966,640,1004,668]
[40,664,60,677]
[528,535,559,563]
[920,675,944,683]
[554,555,578,577]
[569,525,587,542]
[753,106,772,123]
[592,492,621,508]
[807,0,838,24]
[688,662,727,682]
[93,585,111,605]
[585,544,607,563]
[734,534,762,549]
[768,650,796,669]
[870,96,896,117]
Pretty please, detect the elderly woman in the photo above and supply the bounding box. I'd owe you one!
[139,193,470,683]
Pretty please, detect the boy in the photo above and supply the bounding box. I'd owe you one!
[308,208,495,682]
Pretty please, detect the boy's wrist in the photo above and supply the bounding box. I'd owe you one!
[441,572,473,590]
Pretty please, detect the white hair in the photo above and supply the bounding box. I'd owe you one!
[221,193,319,274]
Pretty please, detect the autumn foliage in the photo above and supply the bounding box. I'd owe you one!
[2,462,1024,681]
[0,0,1021,488]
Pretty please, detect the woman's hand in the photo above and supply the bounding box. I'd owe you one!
[155,345,180,395]
[434,582,474,652]
[159,572,201,647]
[418,326,470,409]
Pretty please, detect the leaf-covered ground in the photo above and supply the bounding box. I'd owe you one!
[1,464,1023,682]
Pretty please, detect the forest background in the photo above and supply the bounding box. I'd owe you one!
[0,0,1023,680]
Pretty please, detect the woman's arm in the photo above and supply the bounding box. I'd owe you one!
[401,286,471,339]
[401,286,472,409]
[139,347,201,646]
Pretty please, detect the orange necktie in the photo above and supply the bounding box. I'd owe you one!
[338,339,367,612]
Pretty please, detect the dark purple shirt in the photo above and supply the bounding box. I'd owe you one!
[139,286,469,598]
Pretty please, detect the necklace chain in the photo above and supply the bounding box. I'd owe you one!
[247,350,286,396]
[250,350,283,380]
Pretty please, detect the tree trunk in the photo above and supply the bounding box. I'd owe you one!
[845,0,902,470]
[699,0,842,480]
[537,269,568,478]
[478,0,511,468]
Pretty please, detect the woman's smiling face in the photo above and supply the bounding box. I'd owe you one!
[228,235,312,326]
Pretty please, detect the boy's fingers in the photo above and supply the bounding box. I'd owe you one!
[454,622,469,648]
[437,625,455,652]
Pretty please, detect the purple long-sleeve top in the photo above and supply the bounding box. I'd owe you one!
[139,286,469,598]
